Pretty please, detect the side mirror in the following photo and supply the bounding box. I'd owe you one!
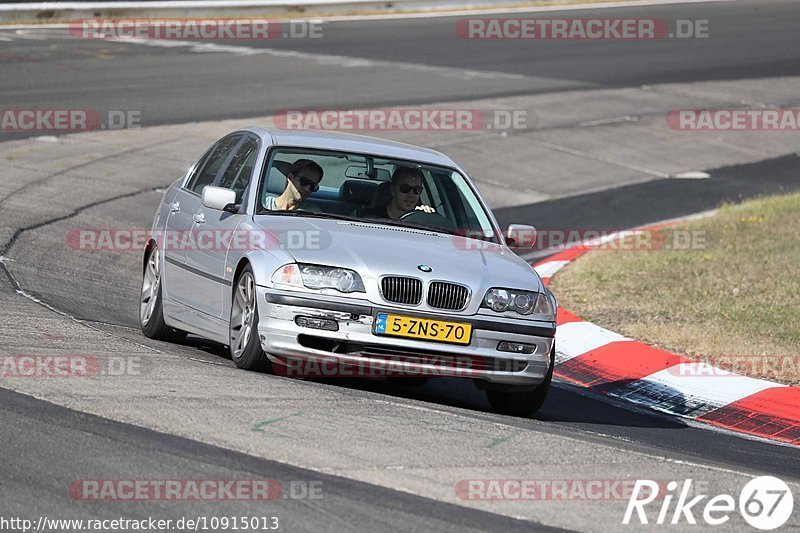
[202,186,237,211]
[506,224,537,248]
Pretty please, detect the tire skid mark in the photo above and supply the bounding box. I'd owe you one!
[0,185,164,292]
[0,138,176,208]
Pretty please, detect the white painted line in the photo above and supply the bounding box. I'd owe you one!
[671,171,711,179]
[0,0,739,21]
[1,0,388,9]
[527,137,672,178]
[521,248,560,262]
[99,35,529,80]
[635,208,718,229]
[533,259,570,278]
[255,0,738,21]
[555,321,630,363]
[579,115,638,127]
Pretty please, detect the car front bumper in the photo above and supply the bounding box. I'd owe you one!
[256,288,555,387]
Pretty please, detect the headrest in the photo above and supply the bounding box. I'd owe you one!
[372,181,392,209]
[264,160,296,197]
[340,180,379,205]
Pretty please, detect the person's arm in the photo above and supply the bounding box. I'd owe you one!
[263,195,278,210]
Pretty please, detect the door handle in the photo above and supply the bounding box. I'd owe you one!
[169,202,180,213]
[193,213,206,224]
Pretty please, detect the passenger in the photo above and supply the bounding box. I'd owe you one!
[263,159,323,211]
[365,166,434,219]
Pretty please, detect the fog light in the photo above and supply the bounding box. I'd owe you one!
[497,341,535,354]
[295,316,339,331]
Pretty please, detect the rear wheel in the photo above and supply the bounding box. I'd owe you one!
[230,265,271,372]
[139,245,186,342]
[486,346,554,417]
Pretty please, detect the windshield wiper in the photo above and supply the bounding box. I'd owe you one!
[258,210,498,243]
[256,209,362,222]
[363,216,461,237]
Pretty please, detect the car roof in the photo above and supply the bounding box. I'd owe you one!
[240,126,459,168]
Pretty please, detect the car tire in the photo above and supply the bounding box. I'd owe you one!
[229,265,271,372]
[486,345,554,417]
[140,245,187,342]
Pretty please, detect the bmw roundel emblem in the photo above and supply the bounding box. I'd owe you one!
[417,265,432,273]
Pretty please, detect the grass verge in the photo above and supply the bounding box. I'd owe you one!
[550,191,800,386]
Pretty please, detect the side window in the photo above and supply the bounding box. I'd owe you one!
[185,135,243,194]
[218,137,259,203]
[421,170,443,213]
[449,174,495,239]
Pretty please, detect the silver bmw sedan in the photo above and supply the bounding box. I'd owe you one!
[140,127,557,416]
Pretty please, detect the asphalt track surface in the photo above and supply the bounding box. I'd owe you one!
[1,0,800,531]
[0,0,799,137]
[0,387,557,532]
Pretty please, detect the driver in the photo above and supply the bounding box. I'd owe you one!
[365,166,434,219]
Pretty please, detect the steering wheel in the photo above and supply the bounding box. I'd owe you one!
[397,209,457,231]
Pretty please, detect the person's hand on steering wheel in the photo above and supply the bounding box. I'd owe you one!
[400,205,436,219]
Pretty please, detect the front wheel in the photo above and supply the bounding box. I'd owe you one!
[486,346,554,417]
[229,265,271,372]
[140,245,186,342]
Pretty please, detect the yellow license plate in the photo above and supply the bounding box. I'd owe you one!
[374,313,472,345]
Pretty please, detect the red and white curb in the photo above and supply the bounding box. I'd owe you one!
[533,243,800,446]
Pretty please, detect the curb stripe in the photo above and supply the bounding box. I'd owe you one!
[554,341,691,391]
[556,308,582,326]
[536,226,800,445]
[533,260,571,279]
[609,363,782,418]
[698,387,800,445]
[555,321,630,364]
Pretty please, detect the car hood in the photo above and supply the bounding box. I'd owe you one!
[253,216,543,307]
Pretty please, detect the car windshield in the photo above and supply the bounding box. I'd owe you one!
[256,148,499,243]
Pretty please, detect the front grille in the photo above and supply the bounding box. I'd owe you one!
[381,276,422,305]
[427,281,470,310]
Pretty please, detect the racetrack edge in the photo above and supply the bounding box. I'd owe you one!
[533,226,800,447]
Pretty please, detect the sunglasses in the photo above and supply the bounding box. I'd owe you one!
[398,184,424,195]
[295,175,320,192]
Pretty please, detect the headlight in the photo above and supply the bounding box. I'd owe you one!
[271,263,365,293]
[482,288,554,320]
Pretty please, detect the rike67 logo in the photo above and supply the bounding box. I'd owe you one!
[623,476,794,529]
